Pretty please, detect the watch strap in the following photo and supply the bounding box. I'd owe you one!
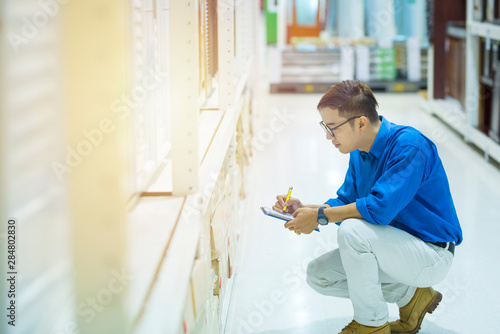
[317,206,328,225]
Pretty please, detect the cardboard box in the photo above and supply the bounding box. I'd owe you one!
[190,300,209,334]
[208,296,220,334]
[210,211,228,259]
[216,241,229,302]
[211,259,220,296]
[197,201,212,263]
[209,225,218,260]
[227,229,237,278]
[182,286,196,334]
[194,129,248,333]
[210,207,230,303]
[191,259,210,319]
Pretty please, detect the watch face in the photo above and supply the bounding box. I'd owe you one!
[318,218,328,225]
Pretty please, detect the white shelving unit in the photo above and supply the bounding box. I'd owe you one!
[426,0,500,164]
[469,21,500,39]
[130,1,259,333]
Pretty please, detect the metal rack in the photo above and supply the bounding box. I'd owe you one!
[426,1,500,164]
[270,44,428,94]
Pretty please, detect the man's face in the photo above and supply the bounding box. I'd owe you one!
[319,107,360,154]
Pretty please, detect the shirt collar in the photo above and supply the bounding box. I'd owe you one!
[366,115,389,160]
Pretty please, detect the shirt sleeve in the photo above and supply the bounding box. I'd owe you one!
[356,145,426,225]
[325,156,358,207]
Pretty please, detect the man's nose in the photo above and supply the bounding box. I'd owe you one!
[326,132,334,140]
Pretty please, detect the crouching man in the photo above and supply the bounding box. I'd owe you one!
[273,80,462,334]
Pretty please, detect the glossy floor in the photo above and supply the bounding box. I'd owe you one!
[225,93,500,334]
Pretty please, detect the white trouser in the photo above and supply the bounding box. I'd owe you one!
[306,218,454,327]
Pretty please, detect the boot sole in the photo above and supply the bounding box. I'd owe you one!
[391,291,443,334]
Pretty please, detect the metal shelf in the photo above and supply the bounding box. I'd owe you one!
[271,80,426,94]
[446,0,500,164]
[469,21,500,40]
[427,98,500,163]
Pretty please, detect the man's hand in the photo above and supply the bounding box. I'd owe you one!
[273,195,303,214]
[284,207,319,234]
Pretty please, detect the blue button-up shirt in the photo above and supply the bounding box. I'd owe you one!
[325,116,463,245]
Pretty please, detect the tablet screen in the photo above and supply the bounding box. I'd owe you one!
[260,207,294,221]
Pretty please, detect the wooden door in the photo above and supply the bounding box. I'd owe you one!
[287,0,321,43]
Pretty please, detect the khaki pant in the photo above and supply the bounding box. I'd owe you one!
[306,218,454,327]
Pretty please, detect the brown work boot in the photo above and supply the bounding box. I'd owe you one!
[389,287,442,334]
[340,320,390,334]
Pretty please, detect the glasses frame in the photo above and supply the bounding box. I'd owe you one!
[319,115,365,137]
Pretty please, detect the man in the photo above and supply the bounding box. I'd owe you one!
[273,80,462,334]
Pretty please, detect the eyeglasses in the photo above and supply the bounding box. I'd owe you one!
[319,116,365,137]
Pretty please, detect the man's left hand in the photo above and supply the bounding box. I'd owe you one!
[284,207,319,234]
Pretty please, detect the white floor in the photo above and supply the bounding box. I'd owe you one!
[224,92,500,334]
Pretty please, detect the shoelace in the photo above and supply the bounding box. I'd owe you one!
[342,320,360,332]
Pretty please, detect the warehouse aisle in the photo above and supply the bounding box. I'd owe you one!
[225,92,500,334]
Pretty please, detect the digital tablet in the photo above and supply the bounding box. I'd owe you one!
[260,207,294,221]
[260,206,320,232]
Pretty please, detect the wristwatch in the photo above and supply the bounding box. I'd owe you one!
[317,206,328,225]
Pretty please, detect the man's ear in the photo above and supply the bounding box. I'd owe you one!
[359,116,368,130]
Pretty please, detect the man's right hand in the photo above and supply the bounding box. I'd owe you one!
[273,195,303,214]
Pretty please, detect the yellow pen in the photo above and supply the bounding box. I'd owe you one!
[282,186,293,212]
